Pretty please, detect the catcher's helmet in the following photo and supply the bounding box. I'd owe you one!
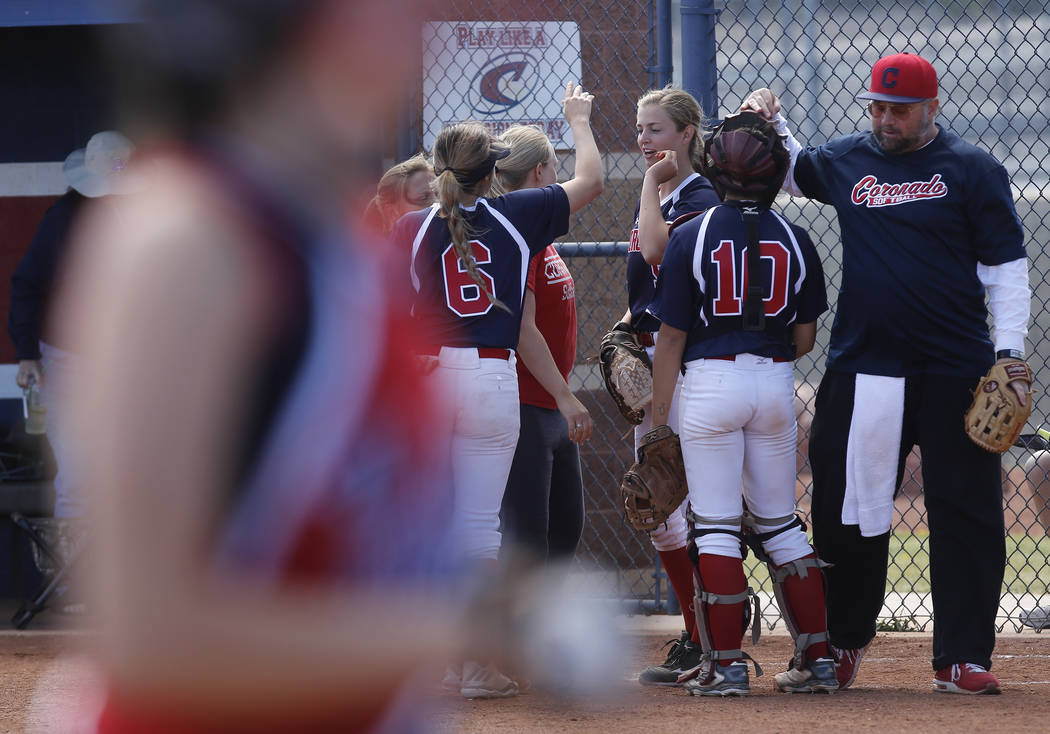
[701,111,789,206]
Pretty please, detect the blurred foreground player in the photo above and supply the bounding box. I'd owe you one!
[59,1,477,731]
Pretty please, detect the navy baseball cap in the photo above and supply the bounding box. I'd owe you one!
[856,52,938,103]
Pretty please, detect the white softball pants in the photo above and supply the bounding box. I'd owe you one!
[426,347,520,561]
[635,350,689,551]
[679,353,811,565]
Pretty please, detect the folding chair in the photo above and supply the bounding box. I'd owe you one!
[10,509,88,628]
[0,364,67,628]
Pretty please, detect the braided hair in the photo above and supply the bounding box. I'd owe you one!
[432,122,511,313]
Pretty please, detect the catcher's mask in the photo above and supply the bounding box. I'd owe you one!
[701,111,789,206]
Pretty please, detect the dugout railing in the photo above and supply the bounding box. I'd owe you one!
[407,1,1050,633]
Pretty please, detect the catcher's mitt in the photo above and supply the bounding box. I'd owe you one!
[599,322,653,425]
[965,359,1034,453]
[622,424,687,531]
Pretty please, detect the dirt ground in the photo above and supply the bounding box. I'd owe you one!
[0,621,1045,734]
[3,622,1046,733]
[428,627,1050,734]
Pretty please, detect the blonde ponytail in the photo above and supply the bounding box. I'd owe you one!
[433,122,511,313]
[491,124,555,195]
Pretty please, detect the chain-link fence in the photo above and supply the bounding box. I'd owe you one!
[408,1,1050,632]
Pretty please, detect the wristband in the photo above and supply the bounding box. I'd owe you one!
[996,349,1024,361]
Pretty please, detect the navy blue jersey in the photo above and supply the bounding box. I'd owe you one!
[626,173,720,333]
[398,184,569,348]
[794,125,1025,377]
[650,201,827,363]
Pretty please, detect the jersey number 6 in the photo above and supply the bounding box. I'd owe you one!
[710,239,790,317]
[442,240,496,317]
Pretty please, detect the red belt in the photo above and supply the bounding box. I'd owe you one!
[636,332,655,348]
[419,346,511,360]
[708,354,791,363]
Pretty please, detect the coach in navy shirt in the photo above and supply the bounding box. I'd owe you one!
[742,52,1030,695]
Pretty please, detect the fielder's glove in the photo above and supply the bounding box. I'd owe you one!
[621,424,687,531]
[599,322,653,425]
[965,358,1034,453]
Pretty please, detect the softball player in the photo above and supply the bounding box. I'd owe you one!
[742,51,1030,694]
[490,124,593,566]
[61,1,472,731]
[620,86,721,685]
[649,112,833,696]
[395,82,603,698]
[363,154,435,235]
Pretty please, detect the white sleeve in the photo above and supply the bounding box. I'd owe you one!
[772,112,805,198]
[977,257,1030,354]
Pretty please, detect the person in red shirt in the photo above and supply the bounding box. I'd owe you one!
[491,124,594,565]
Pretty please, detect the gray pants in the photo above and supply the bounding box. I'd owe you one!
[40,341,84,519]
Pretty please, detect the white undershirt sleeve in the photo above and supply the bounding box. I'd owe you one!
[772,112,805,198]
[977,257,1030,353]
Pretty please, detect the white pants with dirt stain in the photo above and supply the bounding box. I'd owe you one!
[427,347,521,561]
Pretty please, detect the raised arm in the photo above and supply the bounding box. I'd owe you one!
[637,151,679,265]
[559,81,604,214]
[740,88,805,198]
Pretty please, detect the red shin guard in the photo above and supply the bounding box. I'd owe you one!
[778,552,829,661]
[697,553,747,662]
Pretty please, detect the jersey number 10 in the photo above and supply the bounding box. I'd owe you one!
[710,239,790,317]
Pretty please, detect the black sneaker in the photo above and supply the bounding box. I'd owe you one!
[638,631,697,686]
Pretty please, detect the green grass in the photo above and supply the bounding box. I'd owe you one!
[740,531,1050,596]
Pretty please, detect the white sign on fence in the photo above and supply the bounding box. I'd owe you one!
[422,21,583,151]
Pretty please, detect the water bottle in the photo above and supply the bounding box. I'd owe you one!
[24,379,47,435]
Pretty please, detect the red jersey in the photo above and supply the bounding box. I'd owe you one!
[516,245,577,409]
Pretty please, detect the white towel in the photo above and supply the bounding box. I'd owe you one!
[842,374,906,537]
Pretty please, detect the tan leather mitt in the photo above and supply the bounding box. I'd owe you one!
[599,322,653,425]
[621,424,687,531]
[965,359,1033,453]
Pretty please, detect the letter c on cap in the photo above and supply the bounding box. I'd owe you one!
[881,67,899,89]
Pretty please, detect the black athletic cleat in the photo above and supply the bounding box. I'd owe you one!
[638,631,700,686]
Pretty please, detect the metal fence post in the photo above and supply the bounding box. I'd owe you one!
[655,0,673,87]
[396,18,424,160]
[680,0,721,121]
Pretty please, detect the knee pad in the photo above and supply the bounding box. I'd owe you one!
[754,515,815,567]
[692,529,744,559]
[686,508,746,558]
[649,504,689,551]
